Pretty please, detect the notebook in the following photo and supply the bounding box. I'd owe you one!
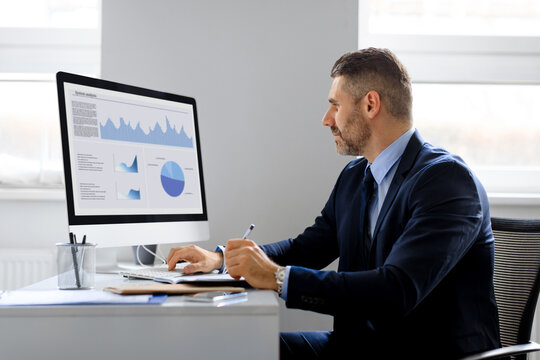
[119,264,245,285]
[103,283,245,295]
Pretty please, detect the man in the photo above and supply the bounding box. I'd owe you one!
[167,48,500,359]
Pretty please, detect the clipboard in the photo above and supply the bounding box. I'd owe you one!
[103,283,245,295]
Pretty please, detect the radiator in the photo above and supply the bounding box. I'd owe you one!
[0,248,56,290]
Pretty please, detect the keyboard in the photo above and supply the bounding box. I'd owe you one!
[119,263,242,284]
[120,264,186,282]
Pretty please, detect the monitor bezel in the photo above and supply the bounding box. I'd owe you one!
[56,71,208,226]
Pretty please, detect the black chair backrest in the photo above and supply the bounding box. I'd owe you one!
[491,217,540,359]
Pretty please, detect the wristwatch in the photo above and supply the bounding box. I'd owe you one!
[275,266,286,297]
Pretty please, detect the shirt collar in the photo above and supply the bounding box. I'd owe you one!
[367,127,415,184]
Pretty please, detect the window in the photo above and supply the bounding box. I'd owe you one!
[413,83,540,193]
[0,0,100,188]
[0,76,61,187]
[367,0,540,37]
[0,0,99,29]
[359,0,540,195]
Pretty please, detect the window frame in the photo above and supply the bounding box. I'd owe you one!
[0,27,100,75]
[0,3,101,190]
[358,0,540,196]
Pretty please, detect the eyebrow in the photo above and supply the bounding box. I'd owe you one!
[328,97,338,105]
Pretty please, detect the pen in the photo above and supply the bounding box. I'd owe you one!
[80,236,87,274]
[69,232,81,288]
[221,224,255,275]
[242,224,255,239]
[69,232,78,252]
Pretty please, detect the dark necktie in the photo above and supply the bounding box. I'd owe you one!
[360,167,376,262]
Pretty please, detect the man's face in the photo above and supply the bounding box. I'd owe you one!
[322,76,371,156]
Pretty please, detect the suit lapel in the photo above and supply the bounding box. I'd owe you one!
[371,131,425,242]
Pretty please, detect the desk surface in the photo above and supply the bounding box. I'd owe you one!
[0,273,279,317]
[0,273,280,360]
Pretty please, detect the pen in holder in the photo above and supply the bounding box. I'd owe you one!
[56,242,96,290]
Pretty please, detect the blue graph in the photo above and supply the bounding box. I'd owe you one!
[115,155,138,173]
[100,116,193,148]
[160,161,185,197]
[118,188,141,200]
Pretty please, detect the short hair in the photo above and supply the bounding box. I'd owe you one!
[331,48,412,121]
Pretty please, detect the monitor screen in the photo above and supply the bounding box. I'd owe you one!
[56,72,209,247]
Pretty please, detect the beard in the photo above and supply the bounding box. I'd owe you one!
[331,108,371,156]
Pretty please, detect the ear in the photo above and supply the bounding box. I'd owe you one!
[363,90,381,119]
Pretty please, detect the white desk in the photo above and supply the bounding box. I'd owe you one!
[0,274,279,360]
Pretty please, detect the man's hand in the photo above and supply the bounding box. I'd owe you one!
[225,239,279,290]
[166,244,223,273]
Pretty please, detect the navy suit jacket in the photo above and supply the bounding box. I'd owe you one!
[262,131,500,359]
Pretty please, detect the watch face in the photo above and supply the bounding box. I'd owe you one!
[277,267,286,282]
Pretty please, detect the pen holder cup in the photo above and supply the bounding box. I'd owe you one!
[56,243,97,290]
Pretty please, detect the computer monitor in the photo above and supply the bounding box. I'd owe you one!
[56,72,209,248]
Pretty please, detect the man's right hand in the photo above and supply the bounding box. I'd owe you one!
[166,244,223,273]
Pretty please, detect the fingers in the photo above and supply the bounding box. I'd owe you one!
[183,263,204,274]
[166,245,197,271]
[224,239,250,269]
[166,245,223,273]
[166,245,187,264]
[166,247,177,264]
[225,240,261,279]
[224,239,280,289]
[226,238,256,251]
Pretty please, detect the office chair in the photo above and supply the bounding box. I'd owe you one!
[460,217,540,360]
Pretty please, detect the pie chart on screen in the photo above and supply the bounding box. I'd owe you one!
[160,161,185,197]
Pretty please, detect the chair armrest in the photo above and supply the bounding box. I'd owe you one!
[459,341,540,360]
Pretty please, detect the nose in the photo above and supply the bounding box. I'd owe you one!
[322,107,334,128]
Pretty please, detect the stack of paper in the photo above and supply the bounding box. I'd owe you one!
[0,290,166,306]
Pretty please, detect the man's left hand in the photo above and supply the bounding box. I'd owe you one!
[225,238,279,291]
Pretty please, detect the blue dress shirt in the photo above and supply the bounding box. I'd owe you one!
[366,127,415,236]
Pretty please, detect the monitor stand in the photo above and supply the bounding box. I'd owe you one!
[132,244,157,265]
